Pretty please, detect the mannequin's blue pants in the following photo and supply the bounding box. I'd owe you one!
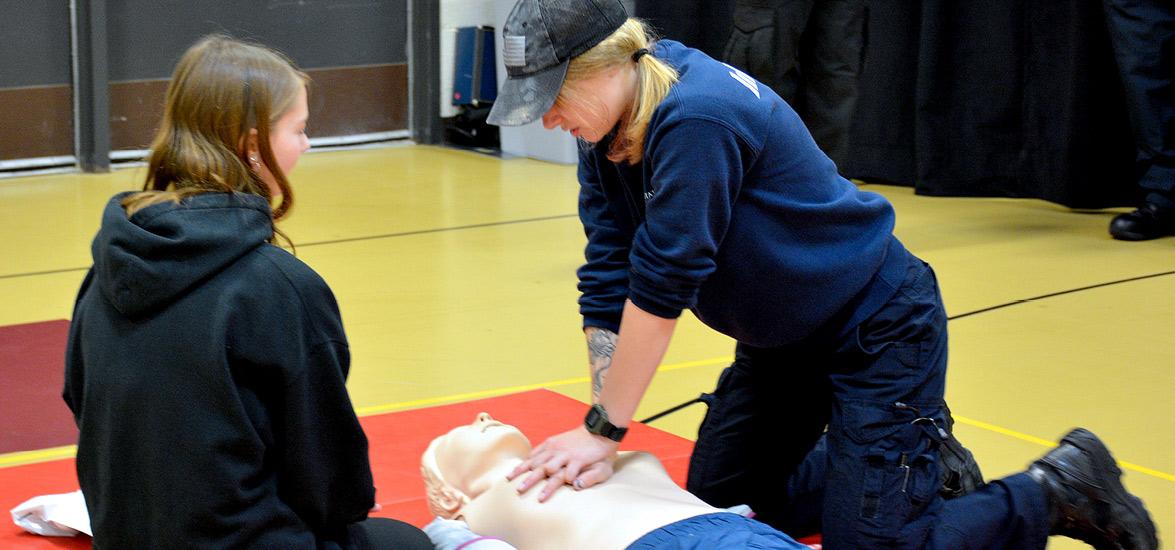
[686,253,1051,549]
[627,513,807,549]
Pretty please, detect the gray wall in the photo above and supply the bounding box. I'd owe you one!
[0,1,72,87]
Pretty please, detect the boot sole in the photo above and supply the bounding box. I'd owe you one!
[1044,428,1159,550]
[1110,230,1164,241]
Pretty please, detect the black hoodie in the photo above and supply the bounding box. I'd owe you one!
[64,192,374,549]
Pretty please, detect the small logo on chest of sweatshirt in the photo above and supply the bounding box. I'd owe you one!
[643,189,655,201]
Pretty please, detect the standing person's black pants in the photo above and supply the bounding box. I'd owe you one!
[1102,0,1175,239]
[723,0,866,167]
[1103,0,1175,206]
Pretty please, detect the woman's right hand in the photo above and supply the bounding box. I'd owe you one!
[507,425,619,502]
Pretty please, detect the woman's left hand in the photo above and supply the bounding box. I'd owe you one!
[507,425,619,502]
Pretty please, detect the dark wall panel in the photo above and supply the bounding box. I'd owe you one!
[106,0,408,81]
[0,87,73,160]
[109,80,169,151]
[306,64,408,137]
[0,1,71,87]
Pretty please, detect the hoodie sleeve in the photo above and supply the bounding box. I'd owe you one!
[63,269,96,418]
[246,248,375,534]
[276,338,375,533]
[627,117,748,318]
[576,148,634,333]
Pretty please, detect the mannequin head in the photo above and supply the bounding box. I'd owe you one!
[421,413,532,518]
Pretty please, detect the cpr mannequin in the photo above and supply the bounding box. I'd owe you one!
[421,413,807,549]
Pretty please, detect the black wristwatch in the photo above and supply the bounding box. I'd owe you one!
[584,404,628,442]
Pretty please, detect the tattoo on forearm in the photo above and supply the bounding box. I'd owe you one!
[586,328,618,403]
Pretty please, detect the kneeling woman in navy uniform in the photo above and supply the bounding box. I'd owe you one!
[488,1,1157,548]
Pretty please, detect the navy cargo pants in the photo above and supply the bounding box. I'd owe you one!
[686,254,1051,548]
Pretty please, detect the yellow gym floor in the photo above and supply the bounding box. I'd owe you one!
[1,144,1171,547]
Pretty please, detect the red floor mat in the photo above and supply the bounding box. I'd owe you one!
[0,320,78,454]
[0,459,89,549]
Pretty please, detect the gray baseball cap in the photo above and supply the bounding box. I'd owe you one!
[487,0,628,127]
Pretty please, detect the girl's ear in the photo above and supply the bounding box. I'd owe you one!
[244,128,260,157]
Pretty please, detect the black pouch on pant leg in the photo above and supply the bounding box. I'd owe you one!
[936,404,985,499]
[836,400,942,546]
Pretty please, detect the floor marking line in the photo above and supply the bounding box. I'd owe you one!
[0,215,581,280]
[0,445,77,468]
[0,266,89,281]
[355,356,733,416]
[954,415,1175,483]
[947,270,1175,321]
[297,214,579,249]
[355,376,589,416]
[953,415,1057,447]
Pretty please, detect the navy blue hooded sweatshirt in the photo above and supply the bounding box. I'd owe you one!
[64,192,374,549]
[577,40,909,347]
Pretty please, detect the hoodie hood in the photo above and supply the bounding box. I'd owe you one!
[92,191,275,317]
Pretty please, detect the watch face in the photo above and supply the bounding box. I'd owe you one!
[585,405,605,432]
[585,405,625,442]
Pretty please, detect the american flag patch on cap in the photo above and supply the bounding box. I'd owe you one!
[503,35,526,67]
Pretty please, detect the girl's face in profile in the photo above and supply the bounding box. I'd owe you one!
[255,86,310,196]
[541,65,635,143]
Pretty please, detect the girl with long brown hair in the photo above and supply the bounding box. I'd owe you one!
[64,35,430,549]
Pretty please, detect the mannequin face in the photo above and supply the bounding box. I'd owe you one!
[542,65,637,143]
[432,413,532,497]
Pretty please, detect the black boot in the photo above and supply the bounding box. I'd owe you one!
[1109,201,1175,241]
[1027,428,1158,549]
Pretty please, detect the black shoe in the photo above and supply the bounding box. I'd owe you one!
[1027,428,1158,549]
[1109,202,1175,241]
